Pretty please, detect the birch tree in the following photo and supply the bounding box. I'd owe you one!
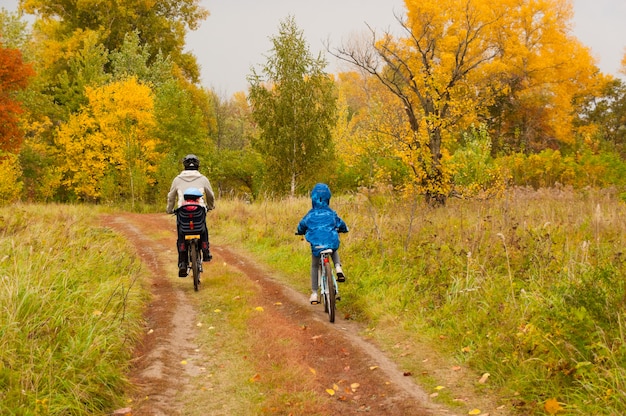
[248,15,337,196]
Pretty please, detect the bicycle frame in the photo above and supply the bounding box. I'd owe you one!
[318,249,339,323]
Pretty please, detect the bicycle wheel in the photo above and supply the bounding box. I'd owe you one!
[190,240,200,291]
[323,260,335,322]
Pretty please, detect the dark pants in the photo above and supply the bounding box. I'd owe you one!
[177,225,209,264]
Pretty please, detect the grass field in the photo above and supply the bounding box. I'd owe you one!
[2,186,626,415]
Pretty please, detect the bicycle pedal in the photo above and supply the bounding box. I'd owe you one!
[310,300,320,305]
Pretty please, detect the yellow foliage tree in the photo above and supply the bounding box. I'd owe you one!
[334,0,509,203]
[0,153,23,204]
[332,0,599,203]
[335,72,411,189]
[490,0,600,153]
[55,77,159,203]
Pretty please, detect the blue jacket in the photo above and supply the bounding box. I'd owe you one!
[297,183,348,256]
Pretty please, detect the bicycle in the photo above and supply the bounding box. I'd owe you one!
[184,234,202,291]
[315,248,340,323]
[174,205,207,292]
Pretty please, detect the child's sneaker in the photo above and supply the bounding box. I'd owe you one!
[336,265,345,282]
[309,292,319,304]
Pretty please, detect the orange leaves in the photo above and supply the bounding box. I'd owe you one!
[323,379,362,401]
[0,44,35,153]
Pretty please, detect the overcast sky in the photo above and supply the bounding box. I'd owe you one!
[1,0,625,97]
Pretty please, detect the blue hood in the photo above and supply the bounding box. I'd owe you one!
[297,183,348,256]
[311,183,331,209]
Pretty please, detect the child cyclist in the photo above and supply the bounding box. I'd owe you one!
[296,183,349,304]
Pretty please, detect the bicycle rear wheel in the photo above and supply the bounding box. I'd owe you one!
[323,261,335,322]
[190,240,200,291]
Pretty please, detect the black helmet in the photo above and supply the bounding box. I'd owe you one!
[182,154,199,170]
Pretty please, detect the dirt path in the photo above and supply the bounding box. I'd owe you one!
[104,213,494,416]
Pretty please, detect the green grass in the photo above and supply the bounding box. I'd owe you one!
[0,204,146,415]
[177,263,265,415]
[211,187,626,415]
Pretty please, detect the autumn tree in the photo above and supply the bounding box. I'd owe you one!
[486,0,599,155]
[0,5,30,203]
[0,41,34,153]
[0,8,30,51]
[332,0,509,204]
[54,77,158,203]
[248,15,337,196]
[332,0,598,204]
[334,71,410,190]
[20,0,208,82]
[576,77,626,157]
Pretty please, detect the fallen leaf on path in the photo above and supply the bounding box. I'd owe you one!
[478,372,490,384]
[180,360,187,365]
[309,367,317,375]
[434,386,445,390]
[369,366,378,370]
[254,306,264,312]
[326,388,335,396]
[452,366,461,371]
[249,373,261,382]
[350,383,360,392]
[274,302,282,305]
[468,409,481,415]
[213,309,221,313]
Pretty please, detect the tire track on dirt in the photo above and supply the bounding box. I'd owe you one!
[105,213,456,415]
[106,215,201,416]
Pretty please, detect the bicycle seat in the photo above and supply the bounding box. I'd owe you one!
[320,249,333,254]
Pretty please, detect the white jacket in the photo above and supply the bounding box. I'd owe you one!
[166,170,215,213]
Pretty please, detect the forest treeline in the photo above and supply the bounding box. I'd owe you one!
[1,0,625,206]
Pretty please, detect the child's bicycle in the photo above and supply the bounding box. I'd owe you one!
[314,249,340,323]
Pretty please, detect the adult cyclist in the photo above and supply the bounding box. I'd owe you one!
[166,154,215,277]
